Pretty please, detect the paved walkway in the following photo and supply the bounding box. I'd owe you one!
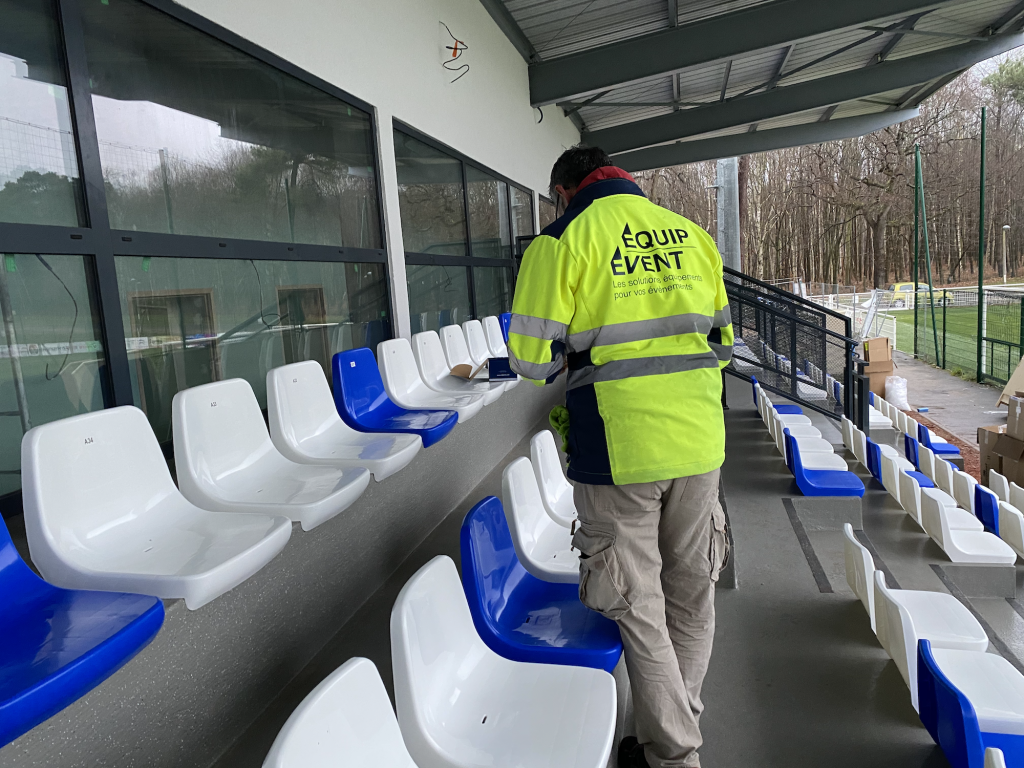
[891,350,1006,447]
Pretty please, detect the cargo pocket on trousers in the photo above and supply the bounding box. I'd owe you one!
[710,503,730,583]
[572,524,630,621]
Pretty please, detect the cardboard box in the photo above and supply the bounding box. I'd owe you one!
[996,433,1024,485]
[862,337,892,363]
[979,424,1006,485]
[865,359,894,396]
[998,355,1024,406]
[1009,396,1024,441]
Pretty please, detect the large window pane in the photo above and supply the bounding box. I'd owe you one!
[473,267,513,318]
[0,0,84,226]
[0,254,107,496]
[81,0,381,248]
[539,196,557,230]
[116,256,390,441]
[467,166,510,259]
[510,186,534,240]
[407,265,471,334]
[394,131,467,257]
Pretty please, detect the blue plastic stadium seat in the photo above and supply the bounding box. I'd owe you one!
[905,434,921,468]
[0,516,164,747]
[908,471,935,489]
[919,423,961,457]
[331,348,458,449]
[460,496,622,673]
[499,312,512,344]
[918,639,1024,768]
[975,485,1001,536]
[785,431,865,498]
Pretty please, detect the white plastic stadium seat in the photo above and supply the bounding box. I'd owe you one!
[929,648,1024,742]
[262,657,418,768]
[842,523,876,632]
[482,316,519,389]
[920,487,984,532]
[502,458,579,583]
[990,470,1011,502]
[953,470,978,514]
[899,470,957,528]
[872,570,988,711]
[391,556,616,768]
[411,331,503,406]
[881,453,911,502]
[267,361,421,482]
[462,320,493,367]
[1011,481,1024,513]
[173,379,371,532]
[987,748,1008,768]
[530,430,576,528]
[921,492,1016,564]
[999,501,1024,559]
[22,406,292,610]
[440,324,512,399]
[919,444,937,482]
[772,413,834,458]
[934,457,956,496]
[378,338,485,423]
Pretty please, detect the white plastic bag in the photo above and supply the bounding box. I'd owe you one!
[885,376,911,411]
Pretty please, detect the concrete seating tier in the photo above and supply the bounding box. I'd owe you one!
[332,348,458,449]
[0,515,164,747]
[267,361,421,481]
[502,458,579,583]
[262,657,418,768]
[173,379,371,532]
[390,556,617,768]
[378,338,484,423]
[530,430,576,527]
[23,405,293,608]
[460,496,621,671]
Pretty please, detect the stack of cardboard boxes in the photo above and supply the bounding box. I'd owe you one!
[980,395,1024,485]
[863,337,894,397]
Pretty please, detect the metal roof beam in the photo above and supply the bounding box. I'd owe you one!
[477,0,539,62]
[584,33,1024,154]
[528,0,961,105]
[613,109,920,172]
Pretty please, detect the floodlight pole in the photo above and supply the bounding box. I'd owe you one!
[977,106,987,383]
[916,146,941,368]
[1003,224,1010,284]
[914,144,920,358]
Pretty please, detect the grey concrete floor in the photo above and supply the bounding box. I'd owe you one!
[892,350,1006,447]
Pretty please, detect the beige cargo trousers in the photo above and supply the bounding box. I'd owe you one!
[572,469,728,768]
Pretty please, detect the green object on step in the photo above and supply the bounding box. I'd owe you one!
[4,255,16,273]
[549,405,570,456]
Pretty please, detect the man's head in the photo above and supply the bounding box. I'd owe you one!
[549,144,613,211]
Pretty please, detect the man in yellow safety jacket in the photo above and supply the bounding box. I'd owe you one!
[508,145,733,768]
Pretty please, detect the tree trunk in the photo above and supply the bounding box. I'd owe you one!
[738,155,749,272]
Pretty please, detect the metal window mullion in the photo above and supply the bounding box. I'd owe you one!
[461,161,478,318]
[56,0,134,409]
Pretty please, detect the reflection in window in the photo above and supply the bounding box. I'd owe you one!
[116,256,390,441]
[473,267,513,318]
[539,196,557,230]
[394,131,467,257]
[0,0,84,226]
[407,265,471,335]
[80,0,381,248]
[0,254,107,496]
[467,166,509,259]
[510,186,534,240]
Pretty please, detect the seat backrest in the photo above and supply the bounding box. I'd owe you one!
[22,406,180,548]
[530,430,573,517]
[904,434,920,469]
[411,331,450,385]
[918,422,932,448]
[975,485,1000,535]
[439,324,473,368]
[268,361,345,452]
[784,430,802,476]
[919,445,936,480]
[460,496,522,630]
[916,638,985,767]
[841,416,853,452]
[1011,481,1024,512]
[390,556,485,752]
[842,524,875,632]
[873,570,919,705]
[332,348,391,423]
[462,320,491,366]
[262,657,417,768]
[173,379,276,482]
[899,470,922,522]
[854,428,868,467]
[498,312,511,343]
[378,338,427,400]
[482,316,508,357]
[502,458,554,560]
[953,471,977,513]
[865,439,882,481]
[989,470,1010,502]
[921,488,951,548]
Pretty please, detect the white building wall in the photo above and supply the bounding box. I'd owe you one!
[177,0,579,197]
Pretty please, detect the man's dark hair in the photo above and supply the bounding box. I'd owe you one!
[549,144,613,199]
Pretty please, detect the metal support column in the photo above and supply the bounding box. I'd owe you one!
[716,157,741,273]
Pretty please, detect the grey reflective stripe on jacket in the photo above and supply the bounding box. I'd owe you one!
[566,351,721,390]
[508,348,563,380]
[712,306,732,327]
[566,312,714,353]
[709,342,733,362]
[509,314,568,341]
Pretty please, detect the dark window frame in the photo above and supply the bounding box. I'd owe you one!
[394,120,528,321]
[0,0,393,515]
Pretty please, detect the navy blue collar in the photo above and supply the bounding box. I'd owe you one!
[542,178,647,239]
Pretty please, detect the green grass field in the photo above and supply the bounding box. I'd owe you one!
[891,304,1023,381]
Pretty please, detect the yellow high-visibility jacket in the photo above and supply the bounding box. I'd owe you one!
[508,171,733,485]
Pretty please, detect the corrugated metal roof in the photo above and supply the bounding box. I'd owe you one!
[483,0,1024,165]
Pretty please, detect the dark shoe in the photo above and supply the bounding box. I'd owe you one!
[618,736,652,768]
